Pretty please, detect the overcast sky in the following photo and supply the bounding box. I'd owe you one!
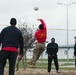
[0,0,76,29]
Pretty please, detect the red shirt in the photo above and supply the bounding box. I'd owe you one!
[35,19,47,43]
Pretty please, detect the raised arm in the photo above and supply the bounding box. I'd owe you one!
[37,19,46,30]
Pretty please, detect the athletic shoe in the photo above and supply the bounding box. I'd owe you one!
[57,70,60,74]
[30,65,36,68]
[28,62,33,65]
[47,72,50,75]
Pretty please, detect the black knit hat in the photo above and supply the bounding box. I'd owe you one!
[51,38,55,42]
[39,24,44,30]
[10,18,17,25]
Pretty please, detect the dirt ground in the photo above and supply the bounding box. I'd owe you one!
[4,68,76,75]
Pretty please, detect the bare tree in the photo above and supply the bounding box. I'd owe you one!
[16,19,36,70]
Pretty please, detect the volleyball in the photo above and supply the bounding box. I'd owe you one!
[34,6,39,11]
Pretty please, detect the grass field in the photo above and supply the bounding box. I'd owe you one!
[5,58,76,70]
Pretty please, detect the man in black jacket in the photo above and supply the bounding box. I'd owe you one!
[74,37,76,67]
[0,18,24,75]
[46,38,60,74]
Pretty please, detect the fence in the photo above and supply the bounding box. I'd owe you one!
[26,28,76,59]
[0,24,76,59]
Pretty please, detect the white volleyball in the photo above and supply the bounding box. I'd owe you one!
[34,6,39,11]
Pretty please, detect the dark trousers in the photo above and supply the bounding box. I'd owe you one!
[48,55,59,72]
[75,56,76,67]
[0,50,18,75]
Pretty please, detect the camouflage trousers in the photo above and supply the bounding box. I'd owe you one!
[16,55,26,70]
[31,42,45,65]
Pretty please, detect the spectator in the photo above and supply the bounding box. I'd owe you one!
[0,18,24,75]
[46,38,60,74]
[74,37,76,67]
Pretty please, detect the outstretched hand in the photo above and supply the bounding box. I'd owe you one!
[73,55,75,58]
[18,54,22,59]
[48,54,51,57]
[37,19,40,21]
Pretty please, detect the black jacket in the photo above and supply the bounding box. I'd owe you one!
[74,43,76,56]
[0,26,24,55]
[46,42,58,55]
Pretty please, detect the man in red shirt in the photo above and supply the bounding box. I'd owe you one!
[28,19,47,66]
